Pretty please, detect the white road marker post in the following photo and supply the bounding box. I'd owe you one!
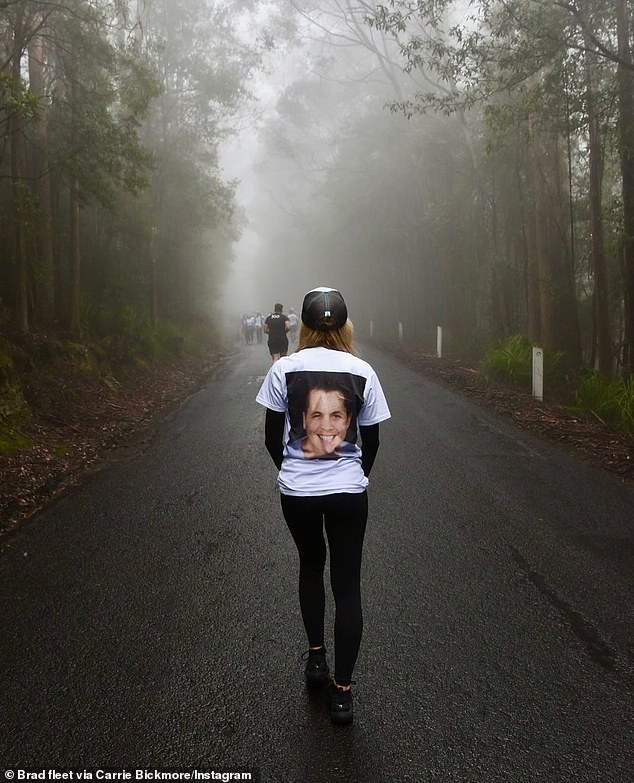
[437,326,443,358]
[370,320,374,338]
[398,321,404,344]
[532,346,544,402]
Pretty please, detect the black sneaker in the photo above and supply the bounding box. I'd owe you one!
[302,647,330,689]
[326,681,353,725]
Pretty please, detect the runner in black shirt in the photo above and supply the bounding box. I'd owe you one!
[264,303,290,362]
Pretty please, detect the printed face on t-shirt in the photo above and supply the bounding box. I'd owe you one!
[285,369,365,453]
[301,388,352,458]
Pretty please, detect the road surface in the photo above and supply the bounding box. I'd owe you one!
[1,342,633,782]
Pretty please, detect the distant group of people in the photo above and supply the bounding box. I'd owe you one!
[241,305,300,362]
[241,312,264,344]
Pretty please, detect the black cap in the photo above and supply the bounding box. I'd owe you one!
[301,287,348,331]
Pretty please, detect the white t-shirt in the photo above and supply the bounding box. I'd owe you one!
[256,346,391,496]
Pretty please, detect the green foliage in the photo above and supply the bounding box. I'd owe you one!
[481,335,566,387]
[481,335,533,385]
[575,373,634,432]
[98,307,156,357]
[0,382,28,423]
[0,307,211,459]
[0,75,39,119]
[0,339,28,427]
[0,340,31,455]
[0,344,14,377]
[52,339,99,373]
[45,2,158,210]
[80,303,190,361]
[13,181,38,227]
[481,339,634,431]
[0,0,244,335]
[0,426,33,457]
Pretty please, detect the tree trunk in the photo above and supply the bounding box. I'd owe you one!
[523,121,542,343]
[67,60,81,335]
[616,0,634,374]
[584,42,611,375]
[68,178,81,335]
[551,131,582,368]
[528,119,581,366]
[534,166,556,353]
[529,117,556,349]
[28,29,55,326]
[150,227,158,324]
[10,6,29,334]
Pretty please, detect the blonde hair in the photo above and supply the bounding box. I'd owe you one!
[296,319,356,354]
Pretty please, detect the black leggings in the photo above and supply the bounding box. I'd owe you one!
[280,491,368,686]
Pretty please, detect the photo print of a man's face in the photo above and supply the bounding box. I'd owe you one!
[301,387,353,458]
[285,371,366,459]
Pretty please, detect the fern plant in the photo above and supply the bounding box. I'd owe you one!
[481,335,533,385]
[481,335,566,389]
[576,373,634,432]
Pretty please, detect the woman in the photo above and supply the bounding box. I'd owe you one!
[256,286,390,724]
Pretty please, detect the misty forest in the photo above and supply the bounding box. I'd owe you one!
[3,0,634,437]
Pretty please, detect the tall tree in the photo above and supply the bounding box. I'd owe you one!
[1,0,157,334]
[367,0,634,367]
[616,0,634,372]
[583,29,612,373]
[136,0,259,323]
[27,21,55,325]
[7,4,30,333]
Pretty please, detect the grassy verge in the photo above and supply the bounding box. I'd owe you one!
[0,312,218,457]
[481,335,634,433]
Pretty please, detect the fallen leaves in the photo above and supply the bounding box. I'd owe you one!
[0,352,227,537]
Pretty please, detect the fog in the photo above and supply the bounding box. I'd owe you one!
[215,0,631,370]
[3,0,629,369]
[218,0,421,335]
[215,0,518,351]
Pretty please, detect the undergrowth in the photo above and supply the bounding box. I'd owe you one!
[481,335,634,432]
[574,373,634,432]
[0,426,33,455]
[481,335,566,387]
[0,308,218,456]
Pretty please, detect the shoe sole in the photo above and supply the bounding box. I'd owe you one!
[330,709,353,725]
[305,672,330,688]
[326,688,354,724]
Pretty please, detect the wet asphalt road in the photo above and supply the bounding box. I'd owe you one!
[1,342,633,782]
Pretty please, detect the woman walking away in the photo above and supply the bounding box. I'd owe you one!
[256,287,391,725]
